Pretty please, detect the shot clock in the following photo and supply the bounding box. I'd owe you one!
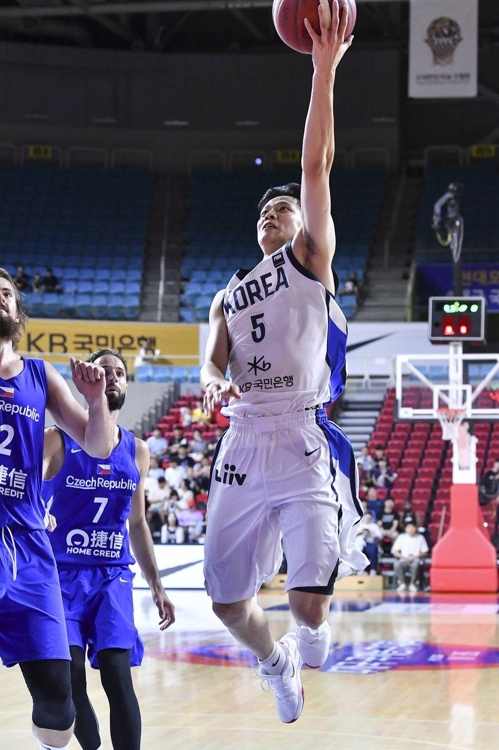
[429,297,486,343]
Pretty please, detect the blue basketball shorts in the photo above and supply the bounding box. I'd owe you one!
[57,564,144,669]
[203,409,368,604]
[0,528,70,667]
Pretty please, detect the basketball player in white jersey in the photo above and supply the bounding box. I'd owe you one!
[201,1,367,723]
[0,268,114,750]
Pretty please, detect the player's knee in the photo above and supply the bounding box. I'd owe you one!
[212,600,247,626]
[32,685,75,732]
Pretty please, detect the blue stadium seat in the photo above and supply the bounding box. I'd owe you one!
[135,365,154,383]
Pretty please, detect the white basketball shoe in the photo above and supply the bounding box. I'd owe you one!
[258,633,304,723]
[296,621,331,668]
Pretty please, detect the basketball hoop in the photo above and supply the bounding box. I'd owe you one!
[436,407,466,442]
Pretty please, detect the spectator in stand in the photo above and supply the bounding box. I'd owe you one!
[147,456,165,482]
[373,445,389,469]
[479,459,499,507]
[177,444,195,471]
[146,427,168,462]
[366,486,384,521]
[399,500,422,531]
[163,488,185,517]
[391,522,429,593]
[32,273,44,292]
[355,511,383,575]
[191,399,212,426]
[164,455,186,491]
[177,501,205,544]
[378,497,400,553]
[356,445,374,483]
[13,264,31,292]
[373,459,397,491]
[43,267,63,293]
[190,428,208,456]
[146,476,170,538]
[337,271,359,297]
[167,425,188,457]
[162,511,184,544]
[179,405,193,427]
[133,336,160,369]
[191,453,212,493]
[177,478,195,509]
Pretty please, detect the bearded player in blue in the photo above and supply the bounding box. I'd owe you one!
[0,268,114,750]
[43,349,175,750]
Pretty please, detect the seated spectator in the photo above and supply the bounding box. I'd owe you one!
[13,265,31,292]
[378,497,400,553]
[189,428,208,456]
[164,456,186,491]
[146,476,170,538]
[391,522,429,593]
[133,336,160,369]
[162,511,185,544]
[43,267,63,293]
[373,459,397,490]
[179,405,193,427]
[177,501,205,544]
[357,445,374,483]
[32,273,44,292]
[177,478,195,509]
[479,459,499,507]
[373,445,389,469]
[399,500,422,531]
[338,271,359,297]
[167,425,189,457]
[146,427,167,461]
[162,488,184,517]
[176,444,195,470]
[355,511,382,575]
[191,453,212,493]
[147,456,165,482]
[366,486,384,522]
[191,399,211,426]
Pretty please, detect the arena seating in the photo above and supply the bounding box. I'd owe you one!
[0,164,150,320]
[369,386,499,547]
[180,167,387,322]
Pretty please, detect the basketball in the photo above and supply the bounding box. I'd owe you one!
[272,0,357,54]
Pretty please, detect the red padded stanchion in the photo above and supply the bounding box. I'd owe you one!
[430,484,498,592]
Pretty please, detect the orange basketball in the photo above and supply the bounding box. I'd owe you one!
[273,0,357,54]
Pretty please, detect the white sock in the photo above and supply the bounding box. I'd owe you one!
[38,742,71,750]
[259,642,285,674]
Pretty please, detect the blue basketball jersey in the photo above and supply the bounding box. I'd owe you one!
[221,241,347,417]
[44,427,139,566]
[0,358,47,530]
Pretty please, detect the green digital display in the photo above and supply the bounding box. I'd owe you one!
[429,297,486,343]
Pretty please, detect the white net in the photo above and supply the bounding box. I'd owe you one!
[436,408,466,441]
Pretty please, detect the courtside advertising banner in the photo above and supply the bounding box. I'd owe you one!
[409,0,478,98]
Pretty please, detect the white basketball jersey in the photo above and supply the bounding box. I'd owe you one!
[222,242,347,418]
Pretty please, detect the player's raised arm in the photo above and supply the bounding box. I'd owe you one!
[200,289,241,413]
[129,439,175,630]
[293,0,353,287]
[45,358,114,458]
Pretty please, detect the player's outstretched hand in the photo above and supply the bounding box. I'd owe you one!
[70,357,107,400]
[154,588,176,631]
[203,378,242,414]
[304,0,353,72]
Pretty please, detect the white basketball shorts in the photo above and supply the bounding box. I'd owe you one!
[203,408,368,603]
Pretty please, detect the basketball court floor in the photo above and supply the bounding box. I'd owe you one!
[1,587,498,749]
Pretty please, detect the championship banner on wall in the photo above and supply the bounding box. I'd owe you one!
[17,319,200,365]
[409,0,478,98]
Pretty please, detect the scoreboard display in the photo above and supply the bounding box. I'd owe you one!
[429,297,486,343]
